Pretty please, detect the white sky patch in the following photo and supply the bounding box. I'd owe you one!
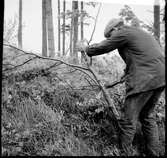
[66,0,165,6]
[4,0,165,53]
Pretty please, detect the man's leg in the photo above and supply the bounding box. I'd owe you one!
[139,87,164,156]
[118,91,155,155]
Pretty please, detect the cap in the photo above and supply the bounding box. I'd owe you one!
[104,18,124,38]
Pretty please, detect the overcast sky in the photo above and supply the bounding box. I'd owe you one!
[4,0,165,54]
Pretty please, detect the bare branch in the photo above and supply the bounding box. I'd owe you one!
[88,3,102,44]
[3,44,98,87]
[104,79,125,89]
[80,50,120,119]
[45,62,62,71]
[3,56,37,71]
[73,67,97,84]
[84,76,95,88]
[53,75,74,90]
[3,44,89,72]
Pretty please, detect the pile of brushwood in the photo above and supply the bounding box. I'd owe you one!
[2,46,165,156]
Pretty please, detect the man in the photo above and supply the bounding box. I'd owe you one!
[77,18,165,156]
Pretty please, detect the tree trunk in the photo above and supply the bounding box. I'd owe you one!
[58,0,61,56]
[72,0,79,63]
[80,1,84,62]
[18,0,22,48]
[80,1,84,40]
[154,0,160,42]
[42,0,47,57]
[46,0,55,58]
[62,0,66,55]
[70,3,74,57]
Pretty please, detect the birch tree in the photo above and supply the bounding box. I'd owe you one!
[18,0,22,48]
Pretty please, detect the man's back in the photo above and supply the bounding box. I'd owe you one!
[117,26,165,96]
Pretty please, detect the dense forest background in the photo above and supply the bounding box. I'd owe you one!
[2,0,165,156]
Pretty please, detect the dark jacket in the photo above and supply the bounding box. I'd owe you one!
[86,26,165,96]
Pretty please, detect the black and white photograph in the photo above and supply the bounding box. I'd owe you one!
[2,0,166,156]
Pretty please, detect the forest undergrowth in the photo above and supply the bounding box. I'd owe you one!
[1,47,165,156]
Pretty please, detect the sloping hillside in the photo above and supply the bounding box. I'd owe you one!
[2,46,165,156]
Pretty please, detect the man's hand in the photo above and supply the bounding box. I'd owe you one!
[76,39,88,52]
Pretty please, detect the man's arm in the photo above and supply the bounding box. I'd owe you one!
[86,29,127,57]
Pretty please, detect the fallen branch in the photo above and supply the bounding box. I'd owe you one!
[3,44,89,72]
[3,43,98,86]
[80,50,120,119]
[3,56,37,71]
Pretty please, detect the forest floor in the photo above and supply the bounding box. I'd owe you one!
[1,46,165,156]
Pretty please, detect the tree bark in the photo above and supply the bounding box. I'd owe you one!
[18,0,22,48]
[72,1,79,64]
[46,0,55,58]
[154,0,160,42]
[70,2,74,57]
[42,0,47,57]
[80,1,84,62]
[62,0,66,55]
[58,0,61,56]
[80,1,84,40]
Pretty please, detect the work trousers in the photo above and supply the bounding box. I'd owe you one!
[118,87,164,156]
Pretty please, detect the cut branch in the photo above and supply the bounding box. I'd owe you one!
[80,50,120,120]
[3,56,37,71]
[3,44,89,72]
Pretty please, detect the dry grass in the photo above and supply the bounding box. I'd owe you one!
[2,47,165,156]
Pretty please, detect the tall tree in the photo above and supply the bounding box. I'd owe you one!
[46,0,55,57]
[67,1,97,59]
[154,0,160,42]
[42,0,47,57]
[80,1,84,40]
[62,0,66,55]
[70,3,74,57]
[58,0,61,56]
[72,0,79,63]
[80,1,84,62]
[18,0,22,48]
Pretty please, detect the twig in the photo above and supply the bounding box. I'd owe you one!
[84,76,95,88]
[53,75,74,90]
[3,44,89,72]
[3,56,37,71]
[81,50,120,119]
[86,3,102,66]
[74,67,97,85]
[44,62,62,71]
[88,3,102,44]
[104,79,125,89]
[3,43,98,88]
